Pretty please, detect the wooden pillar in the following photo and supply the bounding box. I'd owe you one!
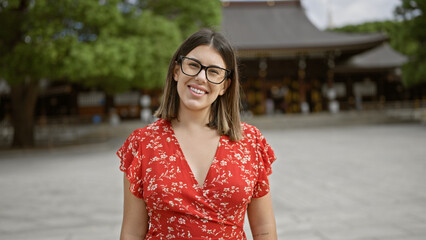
[298,55,309,113]
[257,58,267,114]
[326,54,339,113]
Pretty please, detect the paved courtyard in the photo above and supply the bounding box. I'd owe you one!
[0,119,425,240]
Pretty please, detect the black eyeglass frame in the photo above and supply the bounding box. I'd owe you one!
[179,56,231,84]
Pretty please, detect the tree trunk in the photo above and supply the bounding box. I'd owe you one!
[10,77,39,148]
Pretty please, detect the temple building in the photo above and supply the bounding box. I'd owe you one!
[221,0,408,114]
[0,0,414,124]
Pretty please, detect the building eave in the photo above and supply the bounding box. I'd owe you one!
[222,1,387,58]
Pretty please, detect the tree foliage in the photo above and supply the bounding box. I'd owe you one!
[332,0,426,87]
[145,0,222,37]
[0,0,221,92]
[394,0,426,87]
[0,0,222,147]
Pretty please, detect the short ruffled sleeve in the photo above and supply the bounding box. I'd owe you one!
[116,130,144,198]
[252,128,277,198]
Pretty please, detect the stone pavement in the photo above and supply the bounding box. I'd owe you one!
[0,113,426,240]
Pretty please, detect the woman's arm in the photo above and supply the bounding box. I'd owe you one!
[247,192,277,240]
[120,174,149,240]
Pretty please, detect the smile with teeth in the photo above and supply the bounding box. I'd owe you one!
[189,86,207,95]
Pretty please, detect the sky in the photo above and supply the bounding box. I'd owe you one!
[301,0,401,29]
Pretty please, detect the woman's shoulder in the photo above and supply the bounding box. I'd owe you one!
[239,122,264,142]
[118,119,171,159]
[126,118,172,141]
[240,122,276,163]
[241,122,260,135]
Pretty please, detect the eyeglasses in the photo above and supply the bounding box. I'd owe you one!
[179,56,231,84]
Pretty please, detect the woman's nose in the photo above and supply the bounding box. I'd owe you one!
[195,68,208,82]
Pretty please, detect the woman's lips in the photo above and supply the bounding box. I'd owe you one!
[188,85,208,95]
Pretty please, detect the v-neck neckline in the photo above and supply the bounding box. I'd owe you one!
[167,121,222,190]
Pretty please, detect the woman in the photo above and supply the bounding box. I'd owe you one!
[117,28,277,240]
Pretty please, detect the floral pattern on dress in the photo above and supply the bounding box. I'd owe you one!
[117,119,276,240]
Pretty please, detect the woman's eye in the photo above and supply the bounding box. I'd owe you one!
[208,69,220,75]
[189,63,199,68]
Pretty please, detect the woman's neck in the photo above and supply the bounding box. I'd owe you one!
[174,106,211,132]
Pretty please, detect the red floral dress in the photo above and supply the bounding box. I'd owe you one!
[117,119,276,239]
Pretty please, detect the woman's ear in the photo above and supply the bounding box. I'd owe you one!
[173,63,179,82]
[219,79,231,96]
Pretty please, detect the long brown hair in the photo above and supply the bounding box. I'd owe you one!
[154,28,242,141]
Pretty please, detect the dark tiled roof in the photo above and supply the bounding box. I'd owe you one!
[221,1,387,51]
[336,43,408,70]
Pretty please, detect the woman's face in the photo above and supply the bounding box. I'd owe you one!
[174,45,229,115]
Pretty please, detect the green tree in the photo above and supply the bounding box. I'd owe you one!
[395,0,426,87]
[0,0,222,147]
[145,0,222,37]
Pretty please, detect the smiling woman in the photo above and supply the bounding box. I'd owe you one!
[117,28,277,240]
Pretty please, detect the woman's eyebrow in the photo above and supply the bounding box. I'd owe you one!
[187,56,225,68]
[209,64,224,68]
